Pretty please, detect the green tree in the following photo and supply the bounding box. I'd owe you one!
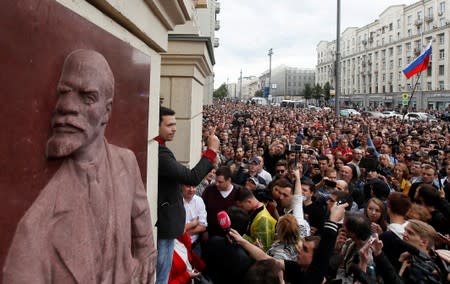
[313,84,323,104]
[303,83,313,105]
[213,83,228,99]
[254,89,263,97]
[323,82,331,103]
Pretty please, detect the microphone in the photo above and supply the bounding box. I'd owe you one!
[217,211,231,234]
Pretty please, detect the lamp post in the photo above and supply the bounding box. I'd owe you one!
[335,0,341,116]
[268,48,273,100]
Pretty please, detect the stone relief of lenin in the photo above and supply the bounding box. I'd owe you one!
[3,50,156,284]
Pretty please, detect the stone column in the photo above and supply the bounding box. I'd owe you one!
[161,36,214,167]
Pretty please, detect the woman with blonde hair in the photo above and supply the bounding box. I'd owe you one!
[267,214,301,261]
[389,162,411,196]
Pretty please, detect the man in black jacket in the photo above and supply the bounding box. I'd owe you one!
[155,106,219,284]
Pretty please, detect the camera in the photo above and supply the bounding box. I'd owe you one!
[288,144,302,152]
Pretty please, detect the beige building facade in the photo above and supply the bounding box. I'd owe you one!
[57,0,220,235]
[317,0,450,110]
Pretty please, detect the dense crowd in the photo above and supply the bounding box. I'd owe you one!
[168,101,450,284]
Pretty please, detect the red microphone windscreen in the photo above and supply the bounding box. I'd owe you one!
[217,210,231,230]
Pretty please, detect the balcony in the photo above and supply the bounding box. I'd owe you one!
[213,37,220,48]
[215,20,220,31]
[415,19,423,26]
[425,15,434,22]
[215,2,220,13]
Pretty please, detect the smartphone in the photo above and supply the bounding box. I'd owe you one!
[337,198,347,205]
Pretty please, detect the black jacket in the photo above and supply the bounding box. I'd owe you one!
[157,144,214,239]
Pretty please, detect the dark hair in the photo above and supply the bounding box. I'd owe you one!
[275,159,288,168]
[318,155,329,162]
[387,192,412,216]
[417,184,441,207]
[159,106,175,125]
[236,188,255,202]
[226,206,249,235]
[301,178,316,192]
[271,177,293,189]
[216,166,232,180]
[304,235,321,248]
[344,212,372,241]
[243,259,281,284]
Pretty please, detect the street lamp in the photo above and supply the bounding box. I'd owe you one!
[268,48,273,100]
[335,0,341,116]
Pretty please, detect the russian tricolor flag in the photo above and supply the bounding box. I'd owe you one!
[403,40,432,79]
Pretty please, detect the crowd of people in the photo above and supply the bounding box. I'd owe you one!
[164,101,450,284]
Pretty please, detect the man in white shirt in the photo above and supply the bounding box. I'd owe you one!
[182,185,207,254]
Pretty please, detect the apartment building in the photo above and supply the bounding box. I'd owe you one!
[259,65,316,101]
[317,0,450,110]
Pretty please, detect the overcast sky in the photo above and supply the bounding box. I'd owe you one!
[213,0,416,88]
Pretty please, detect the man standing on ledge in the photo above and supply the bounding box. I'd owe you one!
[3,50,156,283]
[155,106,219,284]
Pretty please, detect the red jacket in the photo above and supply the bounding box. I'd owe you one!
[168,232,205,284]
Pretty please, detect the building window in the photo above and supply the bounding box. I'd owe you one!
[407,15,412,25]
[427,82,432,90]
[438,33,445,44]
[439,65,445,75]
[398,58,402,67]
[439,49,445,60]
[439,80,445,90]
[440,1,446,14]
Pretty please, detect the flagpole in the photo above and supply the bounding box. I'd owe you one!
[403,72,422,118]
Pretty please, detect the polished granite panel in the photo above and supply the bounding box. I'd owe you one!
[0,0,151,272]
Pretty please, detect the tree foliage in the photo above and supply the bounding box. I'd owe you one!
[313,84,323,101]
[254,89,263,97]
[304,83,313,104]
[213,83,228,99]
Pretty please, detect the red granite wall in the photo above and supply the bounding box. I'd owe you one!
[0,0,151,273]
